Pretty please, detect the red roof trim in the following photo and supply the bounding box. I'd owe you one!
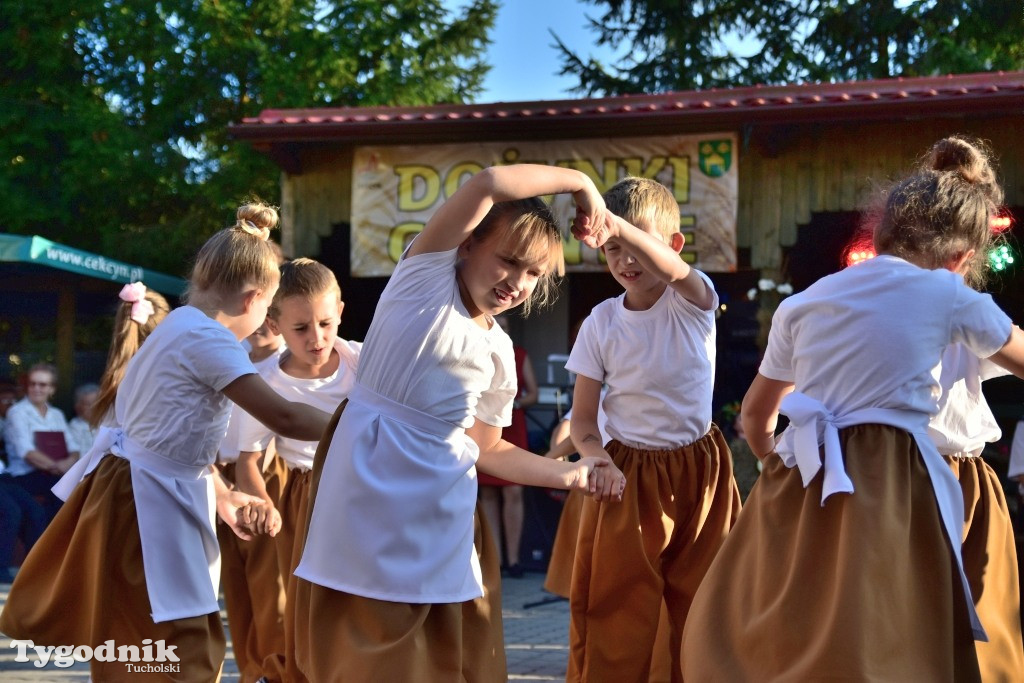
[229,72,1024,146]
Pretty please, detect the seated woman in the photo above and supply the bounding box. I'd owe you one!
[1,363,80,522]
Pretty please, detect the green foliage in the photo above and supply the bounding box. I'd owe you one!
[558,0,1024,96]
[0,0,497,275]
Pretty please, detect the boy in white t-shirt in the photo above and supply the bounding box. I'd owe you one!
[565,177,741,682]
[232,258,360,683]
[216,320,287,683]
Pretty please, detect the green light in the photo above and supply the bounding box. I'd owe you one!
[989,244,1015,272]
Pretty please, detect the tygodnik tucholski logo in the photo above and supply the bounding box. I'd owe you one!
[9,638,181,672]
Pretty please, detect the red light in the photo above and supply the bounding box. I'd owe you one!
[846,248,877,266]
[991,215,1013,234]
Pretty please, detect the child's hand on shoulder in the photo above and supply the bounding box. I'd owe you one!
[572,456,626,503]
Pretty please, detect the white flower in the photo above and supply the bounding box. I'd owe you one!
[776,283,793,295]
[747,288,757,300]
[758,278,775,291]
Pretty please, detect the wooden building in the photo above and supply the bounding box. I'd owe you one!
[230,71,1024,418]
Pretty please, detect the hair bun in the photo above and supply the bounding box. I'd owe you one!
[925,136,1002,204]
[235,201,280,238]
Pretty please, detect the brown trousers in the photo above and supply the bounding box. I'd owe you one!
[948,454,1024,681]
[217,458,288,683]
[0,455,225,682]
[546,487,673,682]
[568,426,740,683]
[682,425,982,682]
[261,467,313,683]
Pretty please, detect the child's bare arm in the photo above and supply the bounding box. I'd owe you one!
[223,375,330,442]
[568,375,626,501]
[741,373,795,460]
[545,419,575,460]
[470,419,620,498]
[989,326,1024,378]
[603,214,715,310]
[235,450,273,503]
[569,375,610,463]
[409,165,606,257]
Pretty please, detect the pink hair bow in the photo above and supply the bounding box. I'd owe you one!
[119,282,154,325]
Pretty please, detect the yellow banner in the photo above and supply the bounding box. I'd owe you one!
[350,134,737,276]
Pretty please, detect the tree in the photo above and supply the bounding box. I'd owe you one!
[0,0,497,275]
[556,0,1024,96]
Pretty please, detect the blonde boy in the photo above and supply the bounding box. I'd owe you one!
[566,177,741,682]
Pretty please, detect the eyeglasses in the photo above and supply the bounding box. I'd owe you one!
[27,381,53,388]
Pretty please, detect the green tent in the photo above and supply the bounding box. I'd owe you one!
[0,233,186,296]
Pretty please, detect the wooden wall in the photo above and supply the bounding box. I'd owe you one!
[739,116,1024,272]
[282,115,1024,273]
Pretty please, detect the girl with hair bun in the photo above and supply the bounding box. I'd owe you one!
[683,137,1024,682]
[0,201,332,681]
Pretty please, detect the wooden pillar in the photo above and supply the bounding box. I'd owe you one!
[56,285,75,407]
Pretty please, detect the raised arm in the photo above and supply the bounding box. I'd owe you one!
[601,214,715,310]
[408,165,606,257]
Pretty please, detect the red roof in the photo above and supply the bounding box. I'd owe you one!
[230,71,1024,146]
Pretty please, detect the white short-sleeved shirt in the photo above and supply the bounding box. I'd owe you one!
[3,398,78,476]
[760,255,1011,417]
[566,274,718,449]
[298,246,517,603]
[217,346,284,463]
[355,247,516,429]
[235,338,361,470]
[116,306,256,466]
[928,343,1009,456]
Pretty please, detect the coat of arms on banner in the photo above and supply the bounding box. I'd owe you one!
[699,140,732,178]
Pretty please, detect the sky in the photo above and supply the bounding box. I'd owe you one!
[451,0,626,103]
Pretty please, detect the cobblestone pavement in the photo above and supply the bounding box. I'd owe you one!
[0,569,569,681]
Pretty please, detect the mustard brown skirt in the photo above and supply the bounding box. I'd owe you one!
[947,454,1024,682]
[681,425,981,682]
[0,454,225,682]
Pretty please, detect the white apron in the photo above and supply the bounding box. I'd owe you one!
[295,383,483,603]
[53,426,220,623]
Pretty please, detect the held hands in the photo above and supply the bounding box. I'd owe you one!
[569,455,626,503]
[215,489,282,540]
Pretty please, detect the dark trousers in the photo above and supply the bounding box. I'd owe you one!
[0,470,63,523]
[0,478,47,580]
